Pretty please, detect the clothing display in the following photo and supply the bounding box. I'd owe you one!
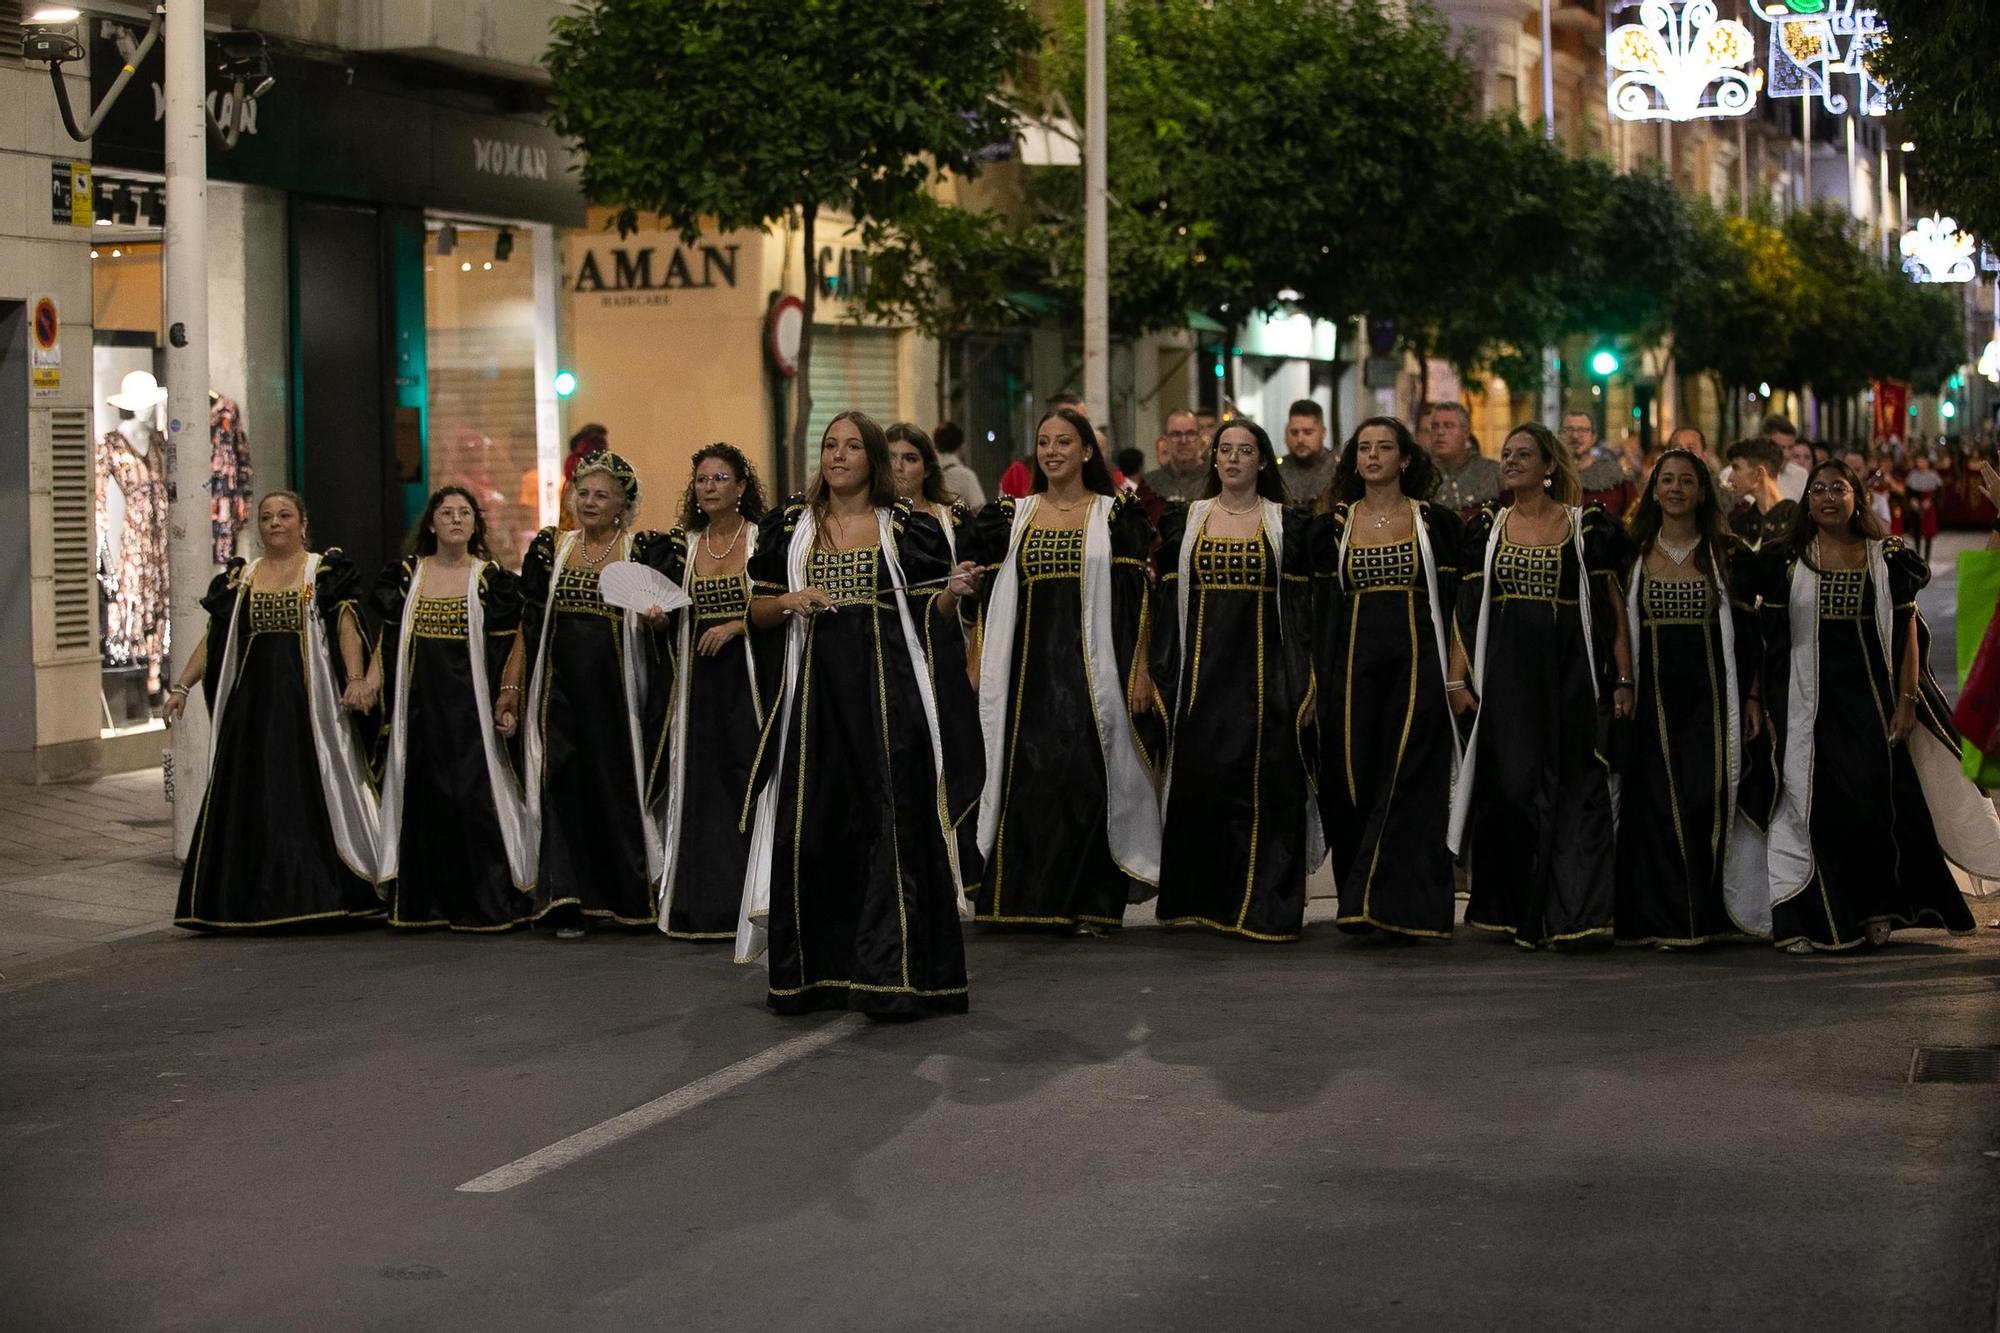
[209,396,255,564]
[96,422,171,691]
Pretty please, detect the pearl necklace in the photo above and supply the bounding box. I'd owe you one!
[703,517,746,562]
[576,532,619,571]
[1214,499,1260,516]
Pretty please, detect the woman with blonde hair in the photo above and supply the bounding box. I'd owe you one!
[1447,423,1633,948]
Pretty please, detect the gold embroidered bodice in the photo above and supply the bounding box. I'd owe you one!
[1494,538,1565,602]
[691,572,749,624]
[411,594,469,641]
[1345,538,1417,591]
[553,562,612,618]
[1192,533,1272,592]
[1818,567,1867,621]
[1640,574,1714,625]
[1020,522,1086,582]
[247,586,309,636]
[808,545,880,608]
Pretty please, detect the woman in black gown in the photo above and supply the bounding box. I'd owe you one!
[1153,418,1319,941]
[655,444,767,941]
[502,451,673,939]
[165,491,383,930]
[886,420,985,898]
[1763,460,2000,953]
[1614,452,1769,948]
[741,410,981,1016]
[1447,424,1633,949]
[1310,416,1463,940]
[370,487,532,932]
[967,406,1161,932]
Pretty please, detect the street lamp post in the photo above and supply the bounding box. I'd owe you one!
[1538,0,1560,428]
[1083,0,1109,427]
[163,0,210,856]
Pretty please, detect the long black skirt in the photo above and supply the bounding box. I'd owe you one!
[763,604,968,1016]
[663,639,760,939]
[176,633,382,931]
[388,637,527,932]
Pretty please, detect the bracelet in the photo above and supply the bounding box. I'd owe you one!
[1445,680,1468,692]
[169,685,189,698]
[496,684,521,697]
[1616,677,1635,689]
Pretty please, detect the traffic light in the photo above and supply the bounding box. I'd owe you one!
[1589,347,1620,377]
[1941,401,1958,420]
[553,370,578,398]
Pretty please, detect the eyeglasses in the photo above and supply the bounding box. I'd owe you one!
[1805,482,1853,496]
[1165,429,1201,442]
[694,473,738,486]
[1214,442,1260,459]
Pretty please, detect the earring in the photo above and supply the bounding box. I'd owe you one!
[1542,477,1553,488]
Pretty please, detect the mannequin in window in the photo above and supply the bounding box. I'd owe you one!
[97,370,172,693]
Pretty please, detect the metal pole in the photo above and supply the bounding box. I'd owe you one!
[1538,0,1559,427]
[1801,97,1812,207]
[164,0,210,859]
[1083,0,1109,425]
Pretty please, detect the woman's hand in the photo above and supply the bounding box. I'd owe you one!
[1889,693,1917,745]
[341,677,379,713]
[946,561,982,600]
[1743,697,1764,743]
[1612,683,1635,721]
[783,588,836,617]
[1447,682,1478,717]
[639,604,670,628]
[1129,661,1155,717]
[494,697,519,738]
[163,687,191,725]
[697,619,746,656]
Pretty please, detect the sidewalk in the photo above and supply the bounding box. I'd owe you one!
[0,768,179,976]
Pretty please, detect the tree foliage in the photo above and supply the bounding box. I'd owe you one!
[1872,0,2000,242]
[545,0,1040,461]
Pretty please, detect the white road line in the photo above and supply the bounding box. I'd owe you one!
[456,1016,862,1193]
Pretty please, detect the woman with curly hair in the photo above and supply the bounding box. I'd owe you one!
[964,405,1160,932]
[1309,416,1463,940]
[1447,423,1634,949]
[163,492,383,930]
[654,444,769,940]
[1152,417,1321,940]
[886,421,985,894]
[1761,459,2000,953]
[1614,450,1769,948]
[740,411,980,1017]
[507,452,675,938]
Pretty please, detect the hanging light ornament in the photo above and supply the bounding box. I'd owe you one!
[1755,0,1890,117]
[1899,215,1977,285]
[1606,1,1759,123]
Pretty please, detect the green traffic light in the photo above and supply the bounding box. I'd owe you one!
[1589,349,1620,377]
[554,370,578,398]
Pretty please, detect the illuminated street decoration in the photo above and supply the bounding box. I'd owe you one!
[1899,215,1976,285]
[1606,1,1758,123]
[1978,338,2000,387]
[1755,0,1889,117]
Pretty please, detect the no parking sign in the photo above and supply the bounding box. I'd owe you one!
[30,294,60,400]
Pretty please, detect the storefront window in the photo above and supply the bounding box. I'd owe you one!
[423,220,557,568]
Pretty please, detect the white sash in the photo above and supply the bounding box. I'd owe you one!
[734,508,963,963]
[207,554,381,885]
[1626,550,1768,934]
[657,526,763,931]
[1161,498,1326,871]
[377,558,534,889]
[1770,540,2000,906]
[522,530,663,884]
[975,494,1161,884]
[1447,506,1594,857]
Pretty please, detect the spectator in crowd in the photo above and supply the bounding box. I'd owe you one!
[1560,411,1635,516]
[1276,399,1336,511]
[1426,401,1501,519]
[1723,435,1796,550]
[1116,446,1165,523]
[1145,408,1211,503]
[932,420,986,509]
[1001,394,1088,498]
[1765,413,1808,501]
[1904,450,1942,561]
[1667,425,1709,463]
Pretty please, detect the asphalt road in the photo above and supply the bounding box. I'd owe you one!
[1,909,1995,1332]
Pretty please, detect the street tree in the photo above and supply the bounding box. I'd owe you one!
[545,0,1040,465]
[1671,203,1804,441]
[1872,0,2000,242]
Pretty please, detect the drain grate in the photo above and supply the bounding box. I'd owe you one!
[1909,1046,2000,1084]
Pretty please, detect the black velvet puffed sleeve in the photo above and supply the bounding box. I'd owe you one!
[1883,536,1930,607]
[1418,502,1465,618]
[198,559,248,709]
[1581,503,1634,580]
[518,527,558,676]
[747,500,802,597]
[313,548,364,619]
[371,557,417,639]
[1148,503,1191,714]
[203,558,246,618]
[648,527,690,586]
[478,562,524,638]
[895,503,952,593]
[1108,493,1164,764]
[1455,504,1499,662]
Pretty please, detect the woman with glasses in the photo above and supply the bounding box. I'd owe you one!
[1152,420,1320,941]
[1310,417,1463,940]
[968,405,1161,932]
[1613,452,1769,949]
[369,486,532,932]
[1447,423,1633,949]
[740,411,979,1017]
[654,445,768,941]
[886,421,985,894]
[1761,460,1999,953]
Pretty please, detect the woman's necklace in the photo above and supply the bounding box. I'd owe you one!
[1041,493,1088,514]
[1214,497,1260,516]
[1655,534,1698,565]
[1358,497,1403,529]
[577,530,618,571]
[703,516,745,562]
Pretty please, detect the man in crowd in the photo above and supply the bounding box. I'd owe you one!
[1426,401,1501,519]
[1666,424,1709,463]
[1765,413,1809,501]
[933,420,985,509]
[1277,399,1336,510]
[1145,407,1210,503]
[1724,434,1796,550]
[1560,410,1635,516]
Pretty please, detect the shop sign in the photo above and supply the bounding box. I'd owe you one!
[570,241,742,305]
[50,161,92,226]
[30,295,61,400]
[818,244,872,301]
